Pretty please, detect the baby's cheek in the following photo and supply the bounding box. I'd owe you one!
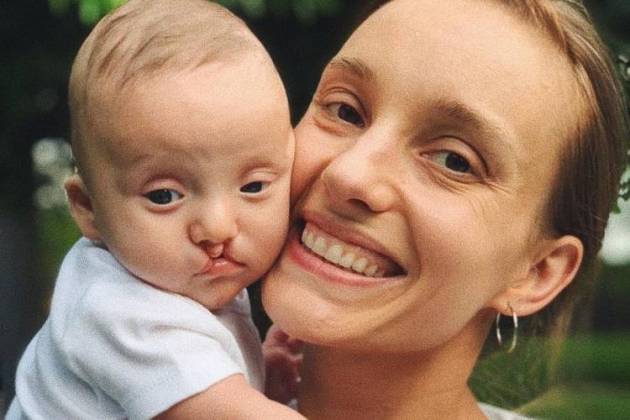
[250,214,288,267]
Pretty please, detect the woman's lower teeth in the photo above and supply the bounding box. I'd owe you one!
[301,229,385,277]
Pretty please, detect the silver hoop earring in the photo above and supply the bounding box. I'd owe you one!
[495,303,518,353]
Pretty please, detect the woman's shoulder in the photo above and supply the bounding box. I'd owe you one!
[479,403,535,420]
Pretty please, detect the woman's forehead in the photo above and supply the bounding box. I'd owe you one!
[334,0,581,160]
[348,0,555,67]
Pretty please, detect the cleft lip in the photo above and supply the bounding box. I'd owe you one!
[197,258,215,275]
[298,212,406,277]
[196,249,244,277]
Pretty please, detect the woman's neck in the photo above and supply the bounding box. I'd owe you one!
[297,313,493,420]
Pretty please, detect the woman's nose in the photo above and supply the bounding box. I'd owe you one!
[189,199,239,247]
[321,137,397,213]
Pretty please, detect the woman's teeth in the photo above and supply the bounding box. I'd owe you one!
[301,228,386,277]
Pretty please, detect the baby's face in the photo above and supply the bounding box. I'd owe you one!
[84,55,293,310]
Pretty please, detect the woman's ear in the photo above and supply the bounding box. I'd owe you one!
[491,235,584,317]
[64,174,101,241]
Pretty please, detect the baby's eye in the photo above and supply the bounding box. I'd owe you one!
[328,103,365,128]
[240,181,268,194]
[428,151,472,174]
[145,189,183,205]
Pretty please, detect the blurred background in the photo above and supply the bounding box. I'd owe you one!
[1,0,629,418]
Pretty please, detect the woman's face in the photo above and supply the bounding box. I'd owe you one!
[263,0,582,352]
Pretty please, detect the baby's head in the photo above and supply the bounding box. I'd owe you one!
[65,0,294,310]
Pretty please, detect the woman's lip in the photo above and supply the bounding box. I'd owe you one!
[286,227,405,287]
[301,210,405,273]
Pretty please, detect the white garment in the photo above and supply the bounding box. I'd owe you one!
[480,403,535,420]
[7,238,264,420]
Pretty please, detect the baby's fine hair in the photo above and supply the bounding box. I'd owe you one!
[68,0,260,176]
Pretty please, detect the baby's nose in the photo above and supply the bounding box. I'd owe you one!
[189,202,238,245]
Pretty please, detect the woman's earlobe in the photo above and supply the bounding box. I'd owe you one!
[498,235,584,317]
[64,175,101,241]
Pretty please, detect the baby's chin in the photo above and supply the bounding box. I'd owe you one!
[191,271,263,312]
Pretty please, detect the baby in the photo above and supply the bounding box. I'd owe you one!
[6,0,302,418]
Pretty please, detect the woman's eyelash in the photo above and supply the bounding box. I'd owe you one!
[428,151,473,174]
[326,103,365,127]
[314,88,367,128]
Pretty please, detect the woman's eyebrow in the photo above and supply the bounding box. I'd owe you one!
[324,58,517,166]
[431,99,516,161]
[327,57,375,81]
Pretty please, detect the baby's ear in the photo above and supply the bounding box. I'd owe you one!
[64,174,101,241]
[490,235,583,317]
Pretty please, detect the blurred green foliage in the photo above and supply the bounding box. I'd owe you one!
[48,0,342,24]
[524,383,630,420]
[472,334,630,418]
[49,0,126,24]
[472,337,555,409]
[36,208,80,286]
[557,335,630,386]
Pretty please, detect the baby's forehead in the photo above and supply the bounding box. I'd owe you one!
[104,127,289,166]
[85,73,291,173]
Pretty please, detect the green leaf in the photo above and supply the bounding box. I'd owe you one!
[612,201,621,214]
[79,0,102,25]
[103,0,128,13]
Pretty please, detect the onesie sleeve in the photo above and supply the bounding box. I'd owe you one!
[62,281,244,420]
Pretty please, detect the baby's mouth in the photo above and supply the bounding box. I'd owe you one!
[299,222,404,277]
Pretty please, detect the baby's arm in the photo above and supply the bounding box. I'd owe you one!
[154,373,305,419]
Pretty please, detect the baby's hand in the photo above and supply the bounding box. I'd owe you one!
[262,324,303,404]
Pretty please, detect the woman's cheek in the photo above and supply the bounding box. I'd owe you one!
[290,149,312,205]
[291,116,347,204]
[291,119,322,203]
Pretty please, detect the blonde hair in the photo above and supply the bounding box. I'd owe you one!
[68,0,260,178]
[491,0,629,339]
[363,0,629,404]
[367,0,629,333]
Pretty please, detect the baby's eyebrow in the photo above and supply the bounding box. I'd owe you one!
[327,57,375,82]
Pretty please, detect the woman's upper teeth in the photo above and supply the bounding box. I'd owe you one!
[301,225,391,277]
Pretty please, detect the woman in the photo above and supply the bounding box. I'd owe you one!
[263,0,629,418]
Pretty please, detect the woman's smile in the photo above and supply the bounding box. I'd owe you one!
[288,212,407,288]
[301,223,400,278]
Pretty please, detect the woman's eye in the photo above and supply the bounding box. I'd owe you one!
[329,103,365,127]
[240,181,268,194]
[145,189,183,205]
[430,151,472,174]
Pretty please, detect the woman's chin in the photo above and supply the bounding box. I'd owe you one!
[262,250,410,348]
